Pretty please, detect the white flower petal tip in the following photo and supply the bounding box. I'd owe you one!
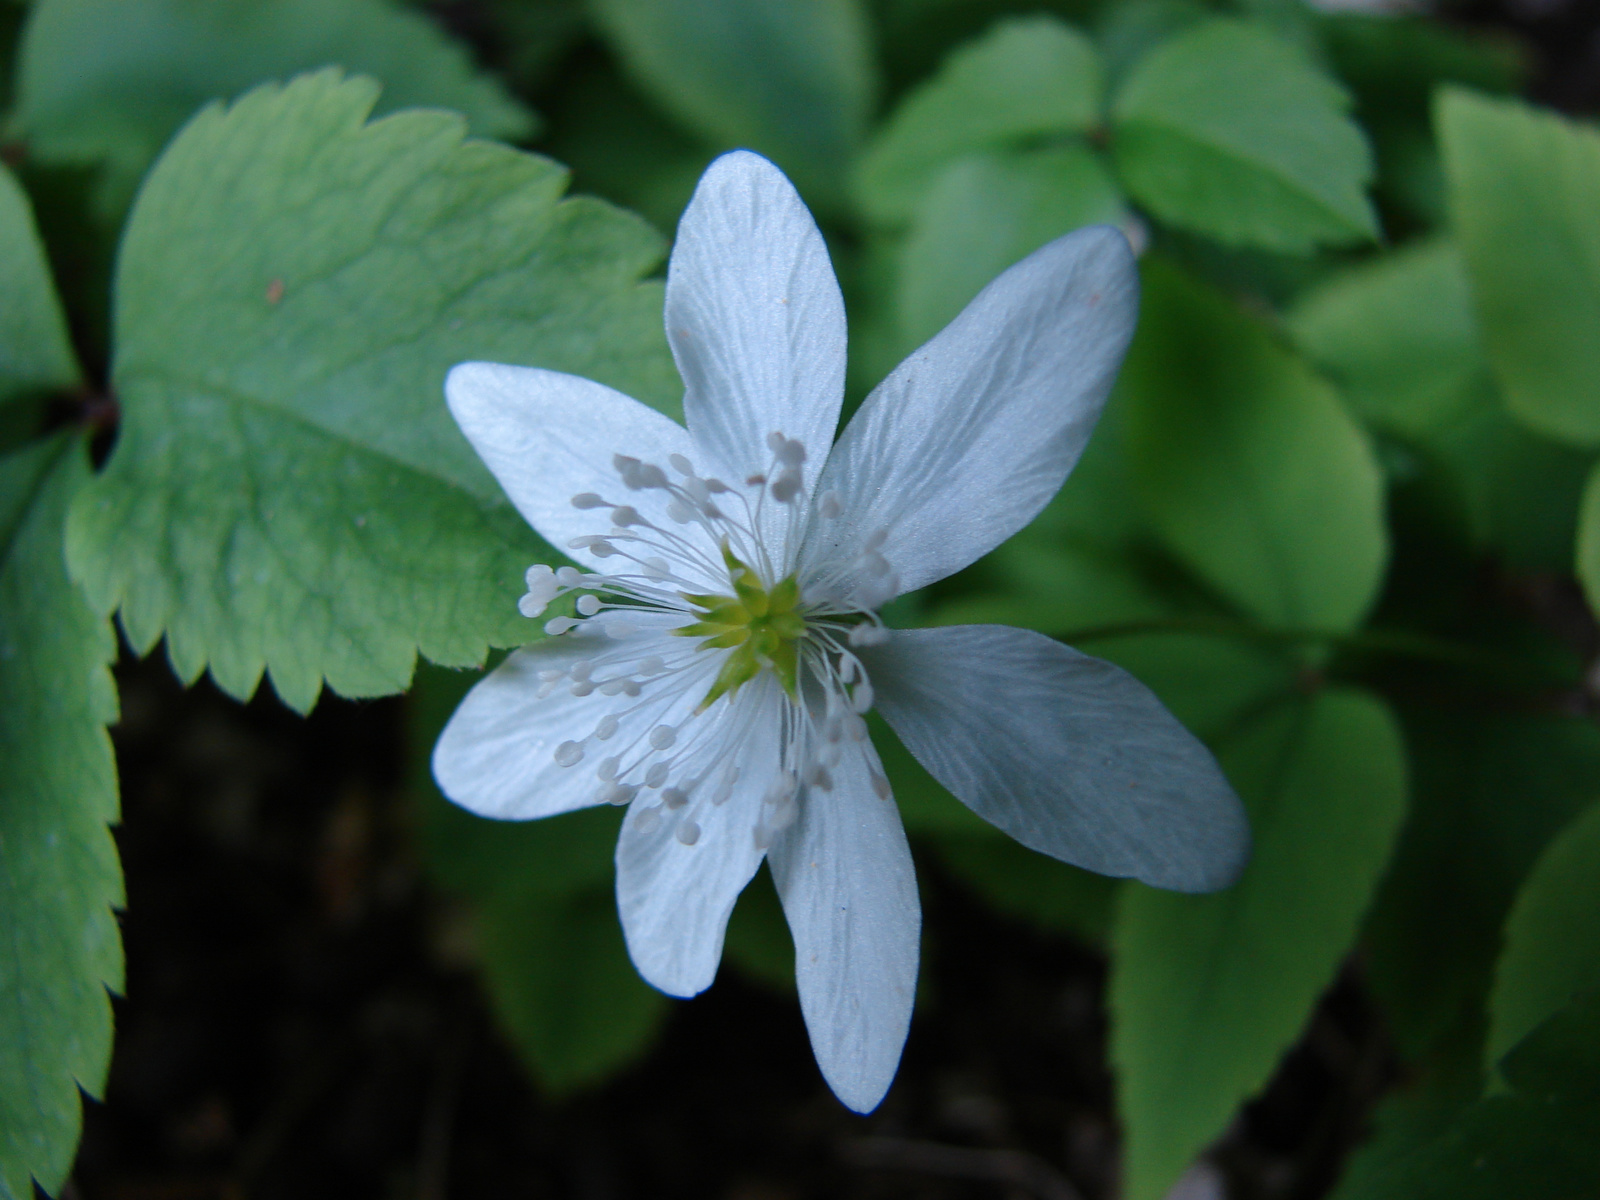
[802,223,1139,600]
[866,626,1251,894]
[667,150,846,493]
[769,743,918,1113]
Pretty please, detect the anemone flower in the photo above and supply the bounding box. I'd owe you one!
[433,150,1249,1112]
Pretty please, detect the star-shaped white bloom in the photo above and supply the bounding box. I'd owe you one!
[434,151,1249,1113]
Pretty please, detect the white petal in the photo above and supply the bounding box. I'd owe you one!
[864,625,1250,892]
[434,625,689,821]
[666,151,846,493]
[768,739,919,1114]
[445,362,716,584]
[801,226,1138,598]
[614,675,785,997]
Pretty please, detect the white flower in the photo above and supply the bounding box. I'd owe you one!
[433,151,1249,1113]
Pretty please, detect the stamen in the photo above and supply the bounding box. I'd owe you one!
[554,741,584,767]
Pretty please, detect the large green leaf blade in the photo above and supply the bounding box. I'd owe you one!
[855,16,1104,225]
[1122,261,1388,632]
[0,163,80,408]
[13,0,533,212]
[66,71,677,712]
[1111,18,1378,252]
[1438,88,1600,446]
[1110,687,1407,1200]
[1485,800,1600,1070]
[588,0,876,205]
[0,436,122,1200]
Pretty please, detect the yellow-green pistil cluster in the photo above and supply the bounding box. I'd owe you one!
[676,546,805,709]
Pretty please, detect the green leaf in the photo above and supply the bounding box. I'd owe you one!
[474,884,670,1092]
[1486,801,1600,1071]
[1343,990,1600,1200]
[895,144,1124,348]
[1438,89,1600,446]
[409,664,668,1092]
[934,835,1119,946]
[1287,235,1591,573]
[855,16,1104,225]
[722,865,795,992]
[13,0,534,216]
[1318,15,1523,225]
[1122,260,1388,631]
[1363,708,1600,1067]
[1577,464,1600,611]
[588,0,876,205]
[1110,686,1406,1200]
[1287,237,1485,439]
[1110,18,1378,253]
[0,436,122,1200]
[66,71,677,712]
[0,162,80,408]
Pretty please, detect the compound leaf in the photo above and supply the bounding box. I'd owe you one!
[0,436,122,1200]
[66,71,677,712]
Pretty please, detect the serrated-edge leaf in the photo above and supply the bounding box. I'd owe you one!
[66,70,673,711]
[0,435,122,1200]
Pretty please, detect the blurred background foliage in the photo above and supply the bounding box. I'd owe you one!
[2,0,1600,1196]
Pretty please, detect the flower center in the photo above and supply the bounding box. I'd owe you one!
[675,546,807,707]
[508,431,896,851]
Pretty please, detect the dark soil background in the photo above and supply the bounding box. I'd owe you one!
[56,3,1600,1197]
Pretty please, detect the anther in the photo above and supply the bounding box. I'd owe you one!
[767,431,788,454]
[595,715,619,740]
[777,438,806,467]
[669,453,694,475]
[746,474,767,487]
[571,493,606,509]
[597,756,620,782]
[604,782,638,806]
[554,741,584,767]
[649,725,677,750]
[704,478,731,494]
[635,805,662,834]
[864,529,889,552]
[611,505,642,526]
[666,499,693,523]
[590,540,618,557]
[570,660,594,682]
[518,594,549,618]
[871,770,891,800]
[556,566,584,587]
[544,616,578,635]
[637,656,665,675]
[645,762,670,788]
[662,787,688,809]
[676,820,701,846]
[851,679,875,714]
[770,468,802,504]
[577,595,602,616]
[569,680,595,697]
